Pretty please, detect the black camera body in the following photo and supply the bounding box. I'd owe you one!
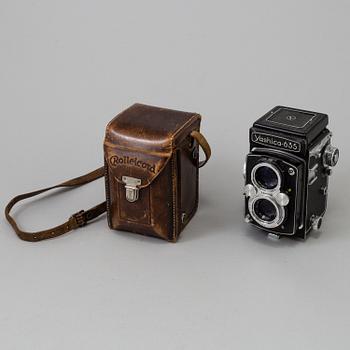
[244,106,339,239]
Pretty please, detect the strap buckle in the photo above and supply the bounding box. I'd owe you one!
[70,210,87,229]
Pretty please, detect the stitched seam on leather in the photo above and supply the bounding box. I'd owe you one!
[104,159,113,229]
[194,128,200,218]
[167,162,173,240]
[117,186,151,226]
[170,114,201,150]
[172,123,201,239]
[184,135,200,225]
[194,140,200,220]
[171,154,177,241]
[106,114,200,154]
[148,184,152,227]
[103,142,173,156]
[192,125,201,220]
[177,130,200,233]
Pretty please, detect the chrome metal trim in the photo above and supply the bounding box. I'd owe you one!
[266,107,317,129]
[309,133,331,158]
[122,176,141,203]
[323,144,339,168]
[251,132,302,153]
[243,161,247,180]
[311,215,323,231]
[267,232,280,240]
[245,153,300,235]
[308,163,318,186]
[251,162,281,193]
[244,184,257,198]
[305,133,332,234]
[248,194,285,229]
[274,192,290,207]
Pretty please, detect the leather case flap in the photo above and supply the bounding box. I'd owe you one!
[104,103,201,188]
[104,145,171,188]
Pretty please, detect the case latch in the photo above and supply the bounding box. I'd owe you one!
[122,176,141,203]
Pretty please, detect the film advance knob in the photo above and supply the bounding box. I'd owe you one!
[324,145,339,167]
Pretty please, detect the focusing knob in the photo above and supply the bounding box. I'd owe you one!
[323,145,339,167]
[274,192,290,207]
[244,184,256,198]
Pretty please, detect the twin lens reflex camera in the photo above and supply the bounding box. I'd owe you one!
[244,106,339,239]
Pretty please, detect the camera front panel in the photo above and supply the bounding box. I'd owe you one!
[246,106,339,239]
[244,151,304,235]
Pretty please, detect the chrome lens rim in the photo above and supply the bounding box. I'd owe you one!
[248,195,285,229]
[251,162,281,192]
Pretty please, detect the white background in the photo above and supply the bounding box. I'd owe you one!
[0,1,349,349]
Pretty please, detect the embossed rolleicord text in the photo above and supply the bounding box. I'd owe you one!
[110,155,156,173]
[251,132,301,152]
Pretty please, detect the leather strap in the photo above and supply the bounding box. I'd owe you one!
[5,131,210,242]
[191,130,211,168]
[4,167,106,242]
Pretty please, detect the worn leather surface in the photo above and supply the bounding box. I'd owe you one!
[5,104,210,243]
[104,103,209,242]
[105,103,201,153]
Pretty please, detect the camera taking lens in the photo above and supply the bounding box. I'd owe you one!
[253,198,277,222]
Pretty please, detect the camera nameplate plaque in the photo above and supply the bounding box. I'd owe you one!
[251,132,301,153]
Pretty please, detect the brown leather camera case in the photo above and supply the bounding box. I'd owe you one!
[104,103,210,242]
[5,103,210,242]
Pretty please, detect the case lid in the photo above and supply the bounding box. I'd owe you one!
[105,103,200,154]
[254,106,328,142]
[104,103,201,190]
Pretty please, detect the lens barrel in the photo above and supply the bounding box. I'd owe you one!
[248,195,285,229]
[252,162,281,191]
[248,162,285,229]
[254,166,278,189]
[253,198,277,222]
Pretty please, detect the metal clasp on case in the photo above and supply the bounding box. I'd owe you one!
[122,176,141,203]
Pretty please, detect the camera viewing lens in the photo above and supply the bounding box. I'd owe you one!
[254,199,277,222]
[254,165,279,190]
